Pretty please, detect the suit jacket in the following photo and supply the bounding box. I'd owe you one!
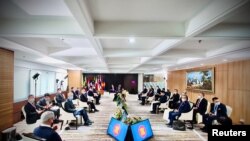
[195,98,208,115]
[214,103,228,117]
[33,126,62,141]
[170,93,180,103]
[88,90,94,97]
[159,94,168,103]
[24,102,39,124]
[80,93,88,102]
[142,88,148,94]
[64,99,76,113]
[36,98,49,110]
[209,103,215,113]
[178,101,191,113]
[55,93,65,104]
[157,88,161,94]
[72,91,78,100]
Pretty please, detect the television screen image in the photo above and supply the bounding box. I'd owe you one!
[107,117,129,141]
[130,119,153,141]
[186,68,214,93]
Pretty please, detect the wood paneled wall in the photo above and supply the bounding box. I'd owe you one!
[68,70,82,91]
[0,48,14,132]
[167,60,250,124]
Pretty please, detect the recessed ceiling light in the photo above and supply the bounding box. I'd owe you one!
[129,38,135,43]
[200,63,204,66]
[223,59,228,62]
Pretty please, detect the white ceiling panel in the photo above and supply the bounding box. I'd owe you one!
[87,0,212,22]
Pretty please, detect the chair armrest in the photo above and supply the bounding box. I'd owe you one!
[22,133,46,141]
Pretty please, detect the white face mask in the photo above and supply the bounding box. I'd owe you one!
[215,102,220,105]
[68,96,73,100]
[198,96,202,99]
[29,98,35,103]
[45,97,50,101]
[181,98,186,101]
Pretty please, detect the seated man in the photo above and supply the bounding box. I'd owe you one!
[24,95,44,124]
[88,87,100,105]
[64,92,93,126]
[55,88,65,107]
[168,89,180,109]
[37,93,60,119]
[138,86,148,100]
[150,91,168,114]
[167,95,191,127]
[80,88,99,112]
[201,97,228,132]
[192,92,208,123]
[33,111,62,141]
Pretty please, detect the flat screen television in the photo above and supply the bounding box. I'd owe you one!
[130,119,153,141]
[107,117,129,141]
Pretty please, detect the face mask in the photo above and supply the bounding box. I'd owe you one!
[181,98,186,101]
[29,98,35,103]
[45,98,50,101]
[68,96,73,100]
[215,102,220,105]
[198,96,202,99]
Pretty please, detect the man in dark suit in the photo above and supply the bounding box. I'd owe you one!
[201,97,228,132]
[64,92,93,126]
[80,88,99,112]
[55,88,65,107]
[168,89,180,109]
[71,87,78,100]
[167,95,191,127]
[193,92,208,123]
[24,95,44,124]
[151,91,169,113]
[33,111,62,141]
[138,86,148,100]
[37,93,60,120]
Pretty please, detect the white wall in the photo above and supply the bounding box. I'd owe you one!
[138,73,143,93]
[14,59,67,102]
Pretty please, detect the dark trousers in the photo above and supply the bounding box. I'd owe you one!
[141,97,146,105]
[74,109,89,123]
[152,102,161,112]
[168,111,181,125]
[138,93,142,100]
[87,101,96,110]
[203,114,217,129]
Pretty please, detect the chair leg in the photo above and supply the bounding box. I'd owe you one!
[60,120,64,130]
[76,119,78,130]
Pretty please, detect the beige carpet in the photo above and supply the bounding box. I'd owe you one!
[15,93,207,141]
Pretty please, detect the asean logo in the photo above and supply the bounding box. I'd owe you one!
[138,125,146,138]
[113,124,121,136]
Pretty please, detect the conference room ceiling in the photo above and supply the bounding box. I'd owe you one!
[0,0,250,73]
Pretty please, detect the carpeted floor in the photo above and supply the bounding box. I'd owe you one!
[15,93,208,141]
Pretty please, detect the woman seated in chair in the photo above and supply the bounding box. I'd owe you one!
[166,95,191,127]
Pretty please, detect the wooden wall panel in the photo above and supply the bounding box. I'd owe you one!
[0,48,14,132]
[167,59,250,124]
[68,70,82,90]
